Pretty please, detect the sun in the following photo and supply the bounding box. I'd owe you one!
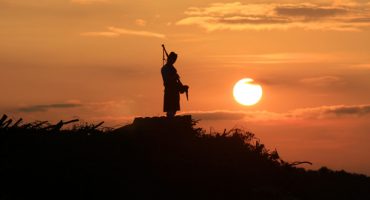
[233,78,263,106]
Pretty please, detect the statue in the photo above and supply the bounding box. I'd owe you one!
[161,45,189,118]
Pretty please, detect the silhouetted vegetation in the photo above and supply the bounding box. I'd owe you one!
[1,114,369,199]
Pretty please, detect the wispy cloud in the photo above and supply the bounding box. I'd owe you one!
[186,110,286,121]
[177,1,370,31]
[291,104,370,119]
[81,26,165,38]
[185,104,370,121]
[300,76,345,87]
[13,100,134,126]
[81,32,120,37]
[70,0,110,5]
[135,19,147,27]
[207,53,338,64]
[185,110,247,121]
[351,63,370,69]
[18,103,82,113]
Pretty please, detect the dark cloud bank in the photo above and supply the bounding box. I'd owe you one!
[18,103,82,113]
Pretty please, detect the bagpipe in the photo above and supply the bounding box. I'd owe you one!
[162,44,189,101]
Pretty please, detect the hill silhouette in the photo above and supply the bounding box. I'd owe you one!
[1,115,370,199]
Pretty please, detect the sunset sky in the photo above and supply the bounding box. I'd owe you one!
[1,0,370,174]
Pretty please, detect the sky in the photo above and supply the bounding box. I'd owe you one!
[1,0,370,174]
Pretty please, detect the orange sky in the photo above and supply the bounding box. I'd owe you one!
[1,0,370,175]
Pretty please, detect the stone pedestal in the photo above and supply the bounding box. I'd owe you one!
[116,115,194,133]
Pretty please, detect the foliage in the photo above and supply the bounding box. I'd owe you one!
[1,115,369,200]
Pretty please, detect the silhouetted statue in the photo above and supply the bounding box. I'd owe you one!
[161,45,189,118]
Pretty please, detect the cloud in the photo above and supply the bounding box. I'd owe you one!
[177,2,370,31]
[80,32,120,37]
[18,103,82,113]
[300,76,345,86]
[185,110,285,121]
[186,110,247,120]
[70,0,110,4]
[13,100,134,126]
[291,104,370,119]
[135,19,147,27]
[275,5,348,18]
[81,26,165,38]
[207,53,337,64]
[327,105,370,115]
[185,104,370,121]
[351,63,370,68]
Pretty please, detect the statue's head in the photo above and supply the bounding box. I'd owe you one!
[167,52,178,64]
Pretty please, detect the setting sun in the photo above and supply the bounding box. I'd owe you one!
[233,78,263,106]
